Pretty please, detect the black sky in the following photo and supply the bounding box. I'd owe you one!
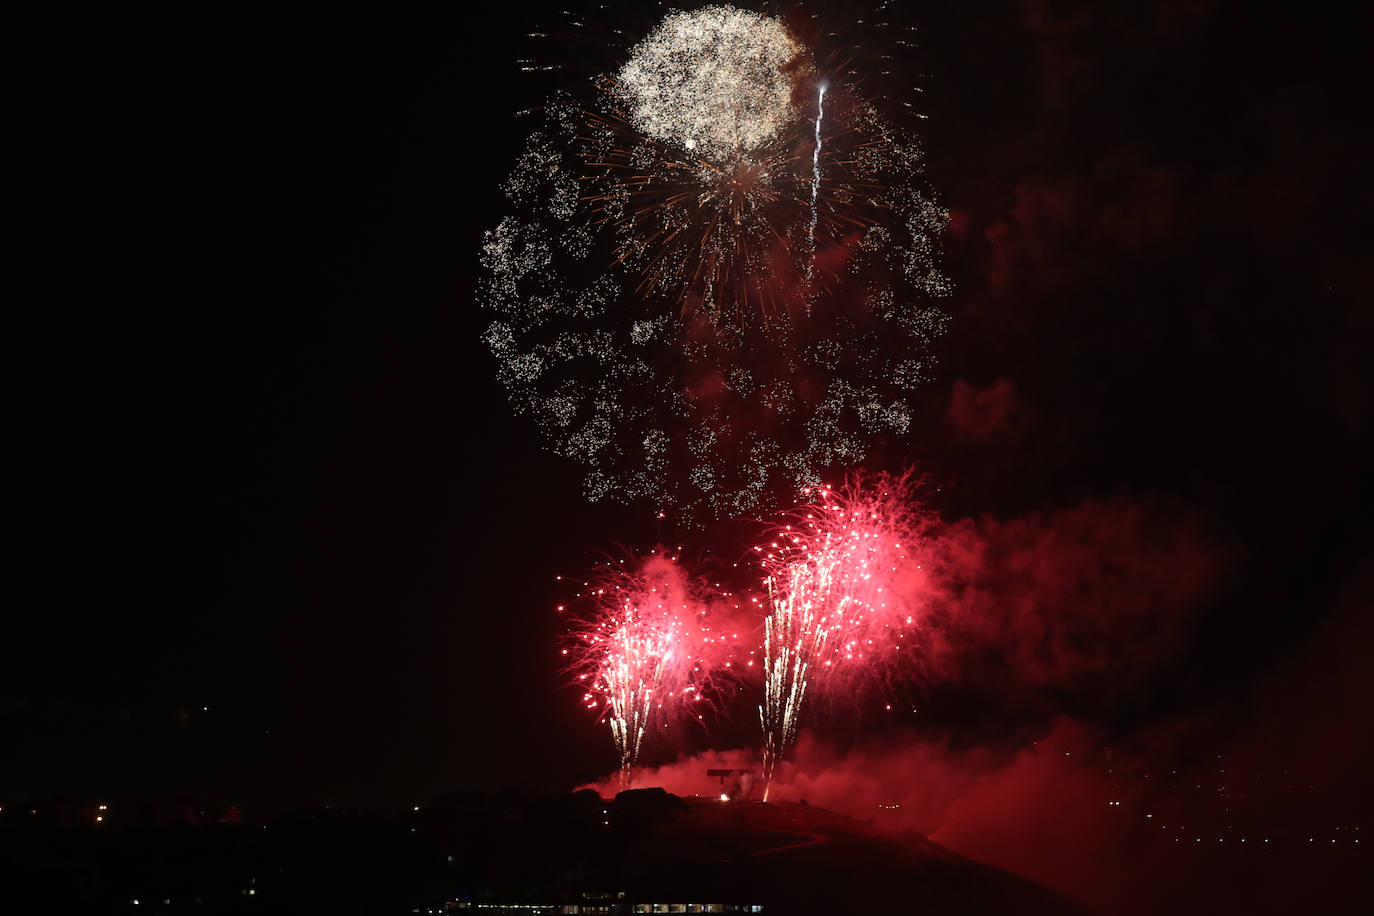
[6,1,1371,815]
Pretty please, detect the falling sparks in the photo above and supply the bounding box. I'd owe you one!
[757,472,934,798]
[563,555,740,784]
[478,5,951,521]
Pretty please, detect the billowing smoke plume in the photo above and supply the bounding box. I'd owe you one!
[927,496,1229,694]
[580,545,1374,915]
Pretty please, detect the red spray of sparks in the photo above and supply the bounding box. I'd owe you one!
[563,553,741,785]
[756,472,934,799]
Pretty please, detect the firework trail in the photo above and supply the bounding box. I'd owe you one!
[805,82,827,300]
[756,473,934,798]
[760,550,844,796]
[563,553,743,784]
[479,5,951,520]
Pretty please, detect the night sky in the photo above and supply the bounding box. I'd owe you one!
[7,0,1371,833]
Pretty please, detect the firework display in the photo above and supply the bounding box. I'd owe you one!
[757,474,934,797]
[615,6,800,158]
[480,4,950,520]
[498,5,951,786]
[563,554,744,783]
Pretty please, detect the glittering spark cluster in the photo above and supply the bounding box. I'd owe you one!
[756,472,934,797]
[479,4,950,520]
[616,6,801,158]
[562,554,744,783]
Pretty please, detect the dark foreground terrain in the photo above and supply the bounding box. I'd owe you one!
[1,789,1083,915]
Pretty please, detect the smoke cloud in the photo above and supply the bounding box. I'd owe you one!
[580,549,1373,915]
[925,496,1228,693]
[947,377,1028,441]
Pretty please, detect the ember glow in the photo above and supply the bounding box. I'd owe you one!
[563,555,741,784]
[757,473,934,798]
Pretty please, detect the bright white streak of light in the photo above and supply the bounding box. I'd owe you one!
[805,84,828,302]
